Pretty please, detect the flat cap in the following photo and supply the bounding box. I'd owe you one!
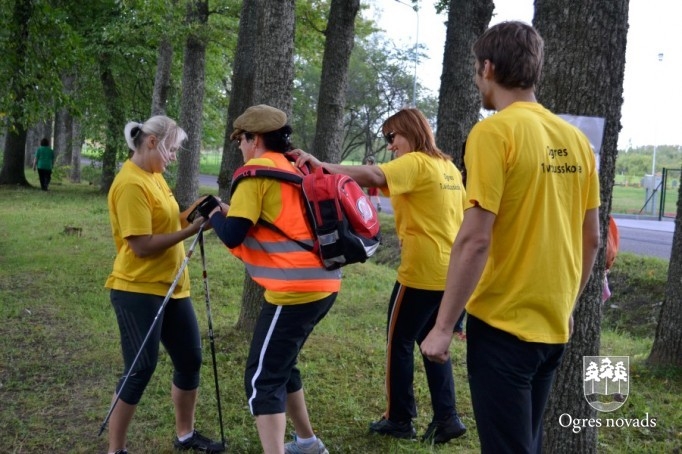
[230,104,287,140]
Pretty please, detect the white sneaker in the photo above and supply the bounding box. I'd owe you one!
[284,436,329,454]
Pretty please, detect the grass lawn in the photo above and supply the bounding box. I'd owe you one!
[0,172,680,453]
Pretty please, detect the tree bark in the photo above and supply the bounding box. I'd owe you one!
[70,119,83,183]
[176,0,209,210]
[98,53,125,194]
[55,73,75,166]
[311,0,360,164]
[648,181,682,366]
[221,0,295,332]
[0,0,33,187]
[534,1,629,452]
[151,38,174,116]
[217,0,260,200]
[437,0,493,168]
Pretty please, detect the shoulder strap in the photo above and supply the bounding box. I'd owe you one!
[230,164,314,252]
[231,165,303,196]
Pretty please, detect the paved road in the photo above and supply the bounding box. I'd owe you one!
[200,174,673,260]
[612,216,674,260]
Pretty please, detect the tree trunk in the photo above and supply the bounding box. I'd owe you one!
[0,0,32,187]
[54,108,73,167]
[311,0,360,164]
[221,0,295,332]
[55,73,75,166]
[176,0,208,210]
[99,53,125,194]
[254,0,295,114]
[70,119,83,183]
[217,0,260,200]
[534,1,629,452]
[437,0,493,168]
[648,181,682,366]
[151,38,174,116]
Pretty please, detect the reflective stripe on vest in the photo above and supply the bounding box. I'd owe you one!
[242,235,314,253]
[244,263,340,281]
[231,152,341,293]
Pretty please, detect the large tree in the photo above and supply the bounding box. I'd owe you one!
[0,0,33,187]
[219,0,296,331]
[176,0,209,210]
[309,0,360,163]
[648,183,682,366]
[436,0,493,166]
[533,1,630,452]
[151,38,174,116]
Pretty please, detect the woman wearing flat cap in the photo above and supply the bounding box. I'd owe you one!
[203,104,339,454]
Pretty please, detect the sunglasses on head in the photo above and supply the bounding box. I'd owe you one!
[384,131,396,145]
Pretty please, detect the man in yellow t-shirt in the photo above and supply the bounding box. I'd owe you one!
[422,22,601,454]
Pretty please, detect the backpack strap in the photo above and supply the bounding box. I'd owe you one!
[230,164,314,252]
[230,165,303,196]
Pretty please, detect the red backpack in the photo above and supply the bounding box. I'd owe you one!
[231,163,381,270]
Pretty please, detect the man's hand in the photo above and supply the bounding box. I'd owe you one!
[420,328,455,364]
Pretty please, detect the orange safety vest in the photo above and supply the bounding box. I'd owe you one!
[230,152,341,293]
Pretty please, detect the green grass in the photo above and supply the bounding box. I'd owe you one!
[0,173,680,453]
[611,184,679,217]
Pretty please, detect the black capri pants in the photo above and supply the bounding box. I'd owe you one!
[110,289,202,405]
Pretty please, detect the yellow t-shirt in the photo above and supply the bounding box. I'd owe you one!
[378,151,466,290]
[105,160,190,298]
[228,155,332,305]
[464,102,601,343]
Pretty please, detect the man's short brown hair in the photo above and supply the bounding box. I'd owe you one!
[473,21,544,90]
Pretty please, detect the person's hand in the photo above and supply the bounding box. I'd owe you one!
[420,328,454,364]
[196,195,220,219]
[190,214,210,232]
[181,195,224,229]
[287,149,323,170]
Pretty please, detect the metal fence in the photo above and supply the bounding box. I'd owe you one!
[659,168,681,220]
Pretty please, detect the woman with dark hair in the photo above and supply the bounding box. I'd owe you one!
[105,115,225,454]
[293,108,468,445]
[203,105,340,454]
[33,138,55,190]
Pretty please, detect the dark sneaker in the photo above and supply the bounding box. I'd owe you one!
[113,450,128,454]
[422,414,467,444]
[173,430,225,453]
[369,416,416,439]
[284,435,329,454]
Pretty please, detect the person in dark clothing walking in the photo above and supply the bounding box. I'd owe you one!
[33,138,55,190]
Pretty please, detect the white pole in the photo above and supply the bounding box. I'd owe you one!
[651,52,664,177]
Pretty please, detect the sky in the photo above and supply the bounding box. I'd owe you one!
[366,0,682,149]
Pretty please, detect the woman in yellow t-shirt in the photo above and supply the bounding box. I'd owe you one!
[293,108,468,445]
[104,116,224,454]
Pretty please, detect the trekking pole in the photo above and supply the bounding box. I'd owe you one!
[98,223,206,436]
[199,230,226,448]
